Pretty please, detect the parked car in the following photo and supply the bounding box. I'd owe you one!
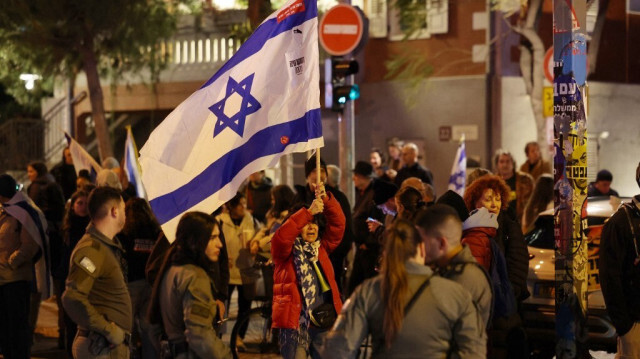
[522,196,628,354]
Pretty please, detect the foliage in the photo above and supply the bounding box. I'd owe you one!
[229,20,254,43]
[391,0,427,41]
[384,0,433,106]
[0,0,181,114]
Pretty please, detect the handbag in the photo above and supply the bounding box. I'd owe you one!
[310,302,338,329]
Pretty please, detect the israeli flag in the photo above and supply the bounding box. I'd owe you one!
[140,0,322,241]
[448,136,466,196]
[124,126,147,199]
[65,132,102,178]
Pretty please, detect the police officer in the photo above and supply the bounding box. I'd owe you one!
[148,212,231,359]
[62,187,132,358]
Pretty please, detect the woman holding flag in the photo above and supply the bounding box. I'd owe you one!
[271,180,345,359]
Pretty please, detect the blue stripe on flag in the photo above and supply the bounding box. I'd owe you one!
[150,108,322,224]
[200,1,317,90]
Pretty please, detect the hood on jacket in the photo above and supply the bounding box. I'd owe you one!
[463,207,499,231]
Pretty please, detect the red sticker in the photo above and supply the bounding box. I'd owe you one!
[280,136,290,145]
[277,0,305,23]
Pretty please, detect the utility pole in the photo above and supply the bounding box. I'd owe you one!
[553,0,588,358]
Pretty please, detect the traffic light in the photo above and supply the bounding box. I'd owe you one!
[325,58,359,112]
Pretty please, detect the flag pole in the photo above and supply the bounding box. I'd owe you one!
[316,147,321,188]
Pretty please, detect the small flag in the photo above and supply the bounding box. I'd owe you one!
[140,0,322,241]
[448,135,466,196]
[64,132,102,179]
[124,126,147,199]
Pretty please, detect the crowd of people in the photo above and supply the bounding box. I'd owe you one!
[0,137,633,359]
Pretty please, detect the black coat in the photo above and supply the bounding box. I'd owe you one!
[394,163,434,187]
[599,196,640,336]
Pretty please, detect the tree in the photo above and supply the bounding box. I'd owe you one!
[0,0,180,161]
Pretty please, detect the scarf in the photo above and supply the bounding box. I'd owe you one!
[292,238,324,346]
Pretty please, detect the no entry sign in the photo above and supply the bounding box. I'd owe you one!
[319,4,364,56]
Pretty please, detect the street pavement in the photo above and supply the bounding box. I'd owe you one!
[3,296,617,359]
[20,294,281,359]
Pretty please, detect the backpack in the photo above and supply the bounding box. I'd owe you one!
[489,239,518,319]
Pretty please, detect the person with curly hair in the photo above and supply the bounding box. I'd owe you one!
[463,175,530,359]
[461,175,508,270]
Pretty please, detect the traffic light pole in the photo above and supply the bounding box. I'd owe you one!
[553,1,588,358]
[339,73,356,205]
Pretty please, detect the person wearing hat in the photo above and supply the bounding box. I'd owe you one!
[348,161,385,294]
[367,180,399,245]
[600,162,640,357]
[293,155,355,293]
[588,169,620,197]
[0,174,42,358]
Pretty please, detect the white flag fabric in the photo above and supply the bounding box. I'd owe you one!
[65,132,102,178]
[140,0,322,242]
[448,139,466,196]
[124,127,147,199]
[3,192,52,299]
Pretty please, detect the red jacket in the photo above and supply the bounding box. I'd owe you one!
[270,193,345,329]
[461,227,496,271]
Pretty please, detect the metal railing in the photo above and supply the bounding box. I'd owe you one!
[0,118,44,173]
[42,97,69,165]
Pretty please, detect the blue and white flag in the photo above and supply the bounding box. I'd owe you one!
[140,0,321,241]
[65,132,102,179]
[448,136,466,196]
[124,126,147,199]
[3,192,52,299]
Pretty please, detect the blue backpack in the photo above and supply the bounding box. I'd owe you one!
[489,239,518,319]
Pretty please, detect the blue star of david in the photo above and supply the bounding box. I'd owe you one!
[210,74,262,138]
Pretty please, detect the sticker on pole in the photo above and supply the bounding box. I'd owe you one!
[319,4,364,56]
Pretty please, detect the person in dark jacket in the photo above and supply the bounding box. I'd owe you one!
[59,190,90,355]
[271,183,345,359]
[394,143,434,188]
[599,162,640,357]
[243,170,273,224]
[51,147,78,201]
[294,155,354,294]
[26,161,66,345]
[587,169,620,198]
[119,198,163,358]
[348,161,384,294]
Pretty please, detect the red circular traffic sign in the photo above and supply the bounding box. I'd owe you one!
[544,47,554,84]
[319,4,364,56]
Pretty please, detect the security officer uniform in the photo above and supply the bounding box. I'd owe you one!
[159,263,231,359]
[62,224,132,358]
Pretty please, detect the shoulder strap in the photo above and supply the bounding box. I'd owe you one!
[404,277,431,316]
[622,204,640,259]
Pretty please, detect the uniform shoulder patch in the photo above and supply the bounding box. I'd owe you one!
[190,304,211,319]
[79,256,97,274]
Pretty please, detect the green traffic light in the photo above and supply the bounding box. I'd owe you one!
[349,84,360,100]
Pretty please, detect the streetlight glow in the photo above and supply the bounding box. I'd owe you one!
[19,73,41,91]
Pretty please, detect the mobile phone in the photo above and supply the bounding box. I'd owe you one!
[366,217,381,225]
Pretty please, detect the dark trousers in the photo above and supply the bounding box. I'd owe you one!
[347,249,378,295]
[0,280,31,359]
[228,284,252,338]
